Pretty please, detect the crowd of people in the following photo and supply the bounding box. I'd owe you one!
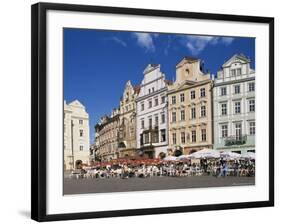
[68,158,255,179]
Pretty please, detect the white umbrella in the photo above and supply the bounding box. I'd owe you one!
[176,155,191,161]
[220,151,241,160]
[241,152,255,160]
[189,148,220,159]
[163,156,177,161]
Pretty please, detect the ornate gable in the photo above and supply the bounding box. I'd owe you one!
[222,54,250,68]
[143,64,159,74]
[68,100,85,109]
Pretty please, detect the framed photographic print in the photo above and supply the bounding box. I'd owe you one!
[31,2,274,222]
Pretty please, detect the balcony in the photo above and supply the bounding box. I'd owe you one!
[143,125,159,132]
[216,135,255,149]
[225,135,247,146]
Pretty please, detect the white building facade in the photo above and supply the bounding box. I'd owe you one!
[64,100,90,170]
[136,64,170,158]
[213,54,255,154]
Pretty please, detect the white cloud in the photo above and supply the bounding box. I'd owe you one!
[132,32,158,52]
[164,36,173,56]
[183,35,235,55]
[110,37,127,47]
[184,36,218,55]
[221,37,235,45]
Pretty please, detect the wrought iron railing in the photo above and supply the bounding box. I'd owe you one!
[224,135,247,146]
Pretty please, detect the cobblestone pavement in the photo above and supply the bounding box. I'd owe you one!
[64,175,255,195]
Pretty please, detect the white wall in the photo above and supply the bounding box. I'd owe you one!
[0,0,279,223]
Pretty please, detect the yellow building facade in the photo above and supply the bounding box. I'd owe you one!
[167,57,213,155]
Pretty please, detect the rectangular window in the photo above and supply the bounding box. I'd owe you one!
[171,96,176,105]
[161,113,165,124]
[144,133,149,144]
[149,117,152,128]
[172,133,177,145]
[161,96,165,104]
[141,102,144,111]
[161,129,166,142]
[220,87,227,96]
[248,82,255,92]
[237,68,242,75]
[231,69,236,76]
[79,145,83,151]
[180,93,185,102]
[201,129,206,141]
[79,129,83,137]
[191,108,196,119]
[140,134,143,146]
[201,105,206,117]
[152,131,159,143]
[148,100,152,108]
[172,112,176,122]
[221,103,227,115]
[235,101,241,114]
[155,115,159,126]
[249,99,255,112]
[154,97,158,106]
[181,132,185,144]
[191,130,196,142]
[249,121,255,135]
[234,85,240,94]
[235,123,242,140]
[190,90,195,99]
[221,124,228,138]
[141,119,144,129]
[200,88,206,97]
[79,119,83,124]
[180,110,185,121]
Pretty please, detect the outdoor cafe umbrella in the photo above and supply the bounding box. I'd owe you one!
[163,156,177,161]
[220,151,241,160]
[176,155,191,161]
[241,152,255,160]
[189,148,220,159]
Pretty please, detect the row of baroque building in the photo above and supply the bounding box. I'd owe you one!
[93,54,255,162]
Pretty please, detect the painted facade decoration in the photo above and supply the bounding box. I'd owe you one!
[118,81,139,158]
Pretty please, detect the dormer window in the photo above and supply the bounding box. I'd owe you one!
[231,69,236,76]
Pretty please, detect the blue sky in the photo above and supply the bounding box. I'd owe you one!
[64,28,255,143]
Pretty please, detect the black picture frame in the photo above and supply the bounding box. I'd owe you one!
[31,2,274,222]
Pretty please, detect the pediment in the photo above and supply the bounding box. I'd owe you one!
[69,100,85,108]
[222,54,250,68]
[176,80,197,90]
